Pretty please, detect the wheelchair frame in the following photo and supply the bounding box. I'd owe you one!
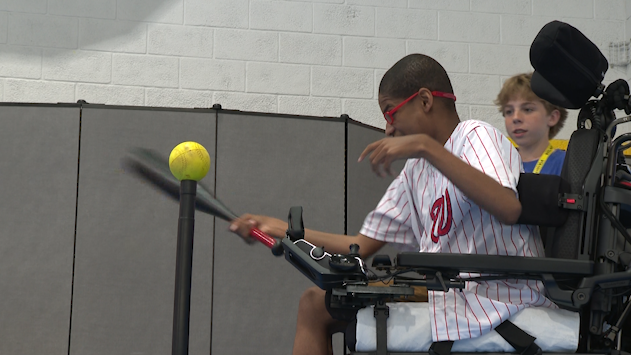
[278,113,631,354]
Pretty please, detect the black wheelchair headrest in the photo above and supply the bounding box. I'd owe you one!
[530,20,608,109]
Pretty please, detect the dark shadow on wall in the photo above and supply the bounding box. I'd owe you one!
[2,0,194,58]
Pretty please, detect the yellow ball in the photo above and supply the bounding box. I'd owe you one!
[168,141,210,181]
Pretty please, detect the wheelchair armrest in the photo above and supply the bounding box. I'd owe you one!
[517,173,570,226]
[396,253,593,276]
[396,253,597,310]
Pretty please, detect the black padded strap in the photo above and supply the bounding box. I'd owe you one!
[374,303,389,355]
[428,341,454,355]
[494,320,542,355]
[345,318,357,352]
[516,173,569,227]
[324,289,357,322]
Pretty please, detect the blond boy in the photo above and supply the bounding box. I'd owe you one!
[496,73,568,175]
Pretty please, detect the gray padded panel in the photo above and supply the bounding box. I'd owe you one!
[346,121,405,270]
[212,112,345,354]
[71,107,215,355]
[347,122,397,236]
[0,105,79,355]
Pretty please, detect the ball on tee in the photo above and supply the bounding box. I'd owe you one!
[168,141,210,181]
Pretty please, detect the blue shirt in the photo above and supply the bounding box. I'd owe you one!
[522,149,565,176]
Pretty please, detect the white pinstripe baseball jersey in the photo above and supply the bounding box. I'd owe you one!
[360,120,556,342]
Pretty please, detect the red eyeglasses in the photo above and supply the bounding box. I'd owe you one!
[383,91,457,124]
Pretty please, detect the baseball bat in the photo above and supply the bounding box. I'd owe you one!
[122,147,277,248]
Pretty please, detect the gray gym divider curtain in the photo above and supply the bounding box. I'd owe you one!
[0,103,398,355]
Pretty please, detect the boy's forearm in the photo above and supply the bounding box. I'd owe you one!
[304,230,386,258]
[422,140,522,224]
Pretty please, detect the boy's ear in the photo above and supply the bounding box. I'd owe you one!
[547,109,561,127]
[417,88,434,112]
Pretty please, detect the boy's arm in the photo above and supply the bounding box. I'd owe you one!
[229,214,386,258]
[359,134,521,225]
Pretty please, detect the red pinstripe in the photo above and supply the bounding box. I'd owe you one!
[473,293,494,332]
[393,211,411,244]
[433,290,439,340]
[374,192,405,240]
[469,132,501,183]
[454,291,461,340]
[462,290,473,338]
[385,201,408,242]
[465,292,483,336]
[443,291,451,340]
[454,192,473,253]
[484,126,511,182]
[415,161,427,191]
[508,225,519,257]
[487,287,503,323]
[478,208,490,255]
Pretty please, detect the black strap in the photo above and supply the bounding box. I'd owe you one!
[374,302,389,355]
[428,341,454,355]
[324,289,357,322]
[494,320,542,355]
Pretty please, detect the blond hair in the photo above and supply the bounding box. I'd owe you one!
[495,73,568,139]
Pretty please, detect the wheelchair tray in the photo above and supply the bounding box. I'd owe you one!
[397,253,593,276]
[280,237,366,290]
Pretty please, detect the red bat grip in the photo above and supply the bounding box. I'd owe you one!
[249,228,276,249]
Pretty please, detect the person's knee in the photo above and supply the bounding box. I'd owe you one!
[298,287,327,316]
[300,287,325,304]
[293,288,331,355]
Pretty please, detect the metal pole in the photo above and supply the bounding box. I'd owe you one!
[172,180,196,355]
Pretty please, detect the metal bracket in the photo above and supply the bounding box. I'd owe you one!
[559,193,585,210]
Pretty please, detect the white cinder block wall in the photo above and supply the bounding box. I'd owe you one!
[1,0,631,138]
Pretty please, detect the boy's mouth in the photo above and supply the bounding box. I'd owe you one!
[512,129,527,138]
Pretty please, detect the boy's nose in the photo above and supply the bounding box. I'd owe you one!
[385,123,395,137]
[510,110,523,122]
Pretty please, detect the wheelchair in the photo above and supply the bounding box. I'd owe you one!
[273,21,631,355]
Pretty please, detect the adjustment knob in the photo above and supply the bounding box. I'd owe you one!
[349,244,360,256]
[311,246,325,259]
[329,254,358,272]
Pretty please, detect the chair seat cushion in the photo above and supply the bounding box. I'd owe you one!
[354,303,579,352]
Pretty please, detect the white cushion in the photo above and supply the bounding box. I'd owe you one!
[355,303,579,352]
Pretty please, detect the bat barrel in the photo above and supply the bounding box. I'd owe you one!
[172,180,196,355]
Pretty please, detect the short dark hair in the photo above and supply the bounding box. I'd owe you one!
[379,54,455,110]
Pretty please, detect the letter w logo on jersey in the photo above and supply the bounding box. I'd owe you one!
[430,189,452,243]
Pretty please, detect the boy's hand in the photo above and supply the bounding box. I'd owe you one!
[229,214,288,244]
[358,135,429,177]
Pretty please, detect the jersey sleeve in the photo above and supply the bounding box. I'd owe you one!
[360,170,417,248]
[460,125,521,193]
